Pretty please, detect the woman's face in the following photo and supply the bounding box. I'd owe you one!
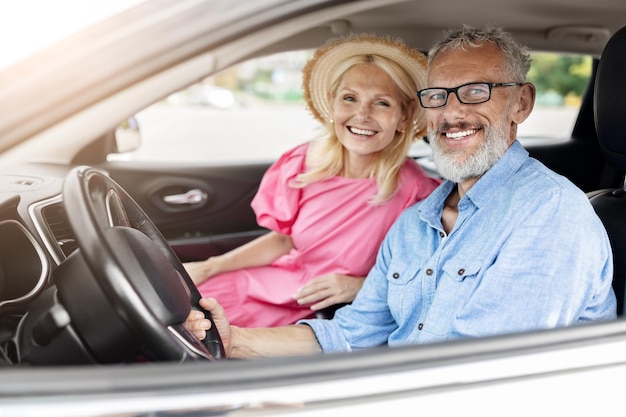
[331,63,410,165]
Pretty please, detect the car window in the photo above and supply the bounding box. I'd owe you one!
[520,52,593,138]
[109,50,593,164]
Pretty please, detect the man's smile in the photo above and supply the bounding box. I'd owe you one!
[445,129,478,139]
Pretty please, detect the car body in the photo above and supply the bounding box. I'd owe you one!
[1,0,626,415]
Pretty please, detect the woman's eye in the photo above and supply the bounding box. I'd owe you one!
[342,95,356,102]
[376,101,390,107]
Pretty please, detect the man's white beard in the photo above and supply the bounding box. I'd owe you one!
[428,116,511,183]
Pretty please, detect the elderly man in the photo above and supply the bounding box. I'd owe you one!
[185,25,616,358]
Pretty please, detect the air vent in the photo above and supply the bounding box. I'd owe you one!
[42,204,78,258]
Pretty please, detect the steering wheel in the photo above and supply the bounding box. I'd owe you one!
[60,166,224,362]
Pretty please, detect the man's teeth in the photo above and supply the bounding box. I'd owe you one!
[350,127,375,136]
[445,129,476,139]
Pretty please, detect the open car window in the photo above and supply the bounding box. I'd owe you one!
[109,50,593,164]
[521,52,593,138]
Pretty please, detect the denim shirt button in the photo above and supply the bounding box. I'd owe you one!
[425,269,433,276]
[458,268,465,275]
[418,323,424,330]
[439,231,445,238]
[392,272,400,279]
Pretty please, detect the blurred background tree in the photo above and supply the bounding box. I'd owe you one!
[527,53,592,105]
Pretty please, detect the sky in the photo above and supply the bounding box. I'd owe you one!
[0,0,146,70]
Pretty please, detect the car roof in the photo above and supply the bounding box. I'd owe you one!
[268,0,620,57]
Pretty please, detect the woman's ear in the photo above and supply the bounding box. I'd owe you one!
[511,83,536,124]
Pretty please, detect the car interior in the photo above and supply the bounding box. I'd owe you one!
[3,1,626,415]
[0,0,624,371]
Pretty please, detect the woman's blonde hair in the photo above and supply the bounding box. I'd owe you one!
[295,53,422,203]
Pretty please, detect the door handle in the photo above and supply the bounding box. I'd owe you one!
[163,189,208,205]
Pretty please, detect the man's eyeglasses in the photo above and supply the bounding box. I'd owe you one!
[417,82,523,108]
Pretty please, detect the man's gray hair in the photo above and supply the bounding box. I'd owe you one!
[428,25,532,81]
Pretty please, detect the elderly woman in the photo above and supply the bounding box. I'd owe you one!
[185,34,439,328]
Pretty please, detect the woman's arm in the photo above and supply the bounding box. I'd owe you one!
[184,231,294,284]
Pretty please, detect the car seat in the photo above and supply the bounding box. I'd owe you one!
[589,26,626,316]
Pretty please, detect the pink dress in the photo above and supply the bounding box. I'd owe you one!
[196,143,440,327]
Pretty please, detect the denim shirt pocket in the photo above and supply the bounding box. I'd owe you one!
[441,259,482,283]
[385,259,420,286]
[385,259,421,324]
[420,260,483,338]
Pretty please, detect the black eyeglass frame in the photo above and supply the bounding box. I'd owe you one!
[417,82,523,108]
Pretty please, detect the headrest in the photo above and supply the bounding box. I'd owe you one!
[594,26,626,168]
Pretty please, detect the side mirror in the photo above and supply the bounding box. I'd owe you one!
[114,117,141,153]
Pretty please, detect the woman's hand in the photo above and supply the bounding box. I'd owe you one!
[293,274,364,311]
[183,257,222,285]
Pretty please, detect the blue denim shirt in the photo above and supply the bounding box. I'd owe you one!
[301,141,616,352]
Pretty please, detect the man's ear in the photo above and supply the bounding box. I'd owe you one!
[511,83,536,124]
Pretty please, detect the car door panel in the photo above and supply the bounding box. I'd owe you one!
[99,162,270,262]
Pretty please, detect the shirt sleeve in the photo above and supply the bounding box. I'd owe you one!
[250,143,307,235]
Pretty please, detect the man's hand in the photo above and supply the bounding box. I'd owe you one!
[185,297,232,354]
[293,274,364,311]
[186,298,323,358]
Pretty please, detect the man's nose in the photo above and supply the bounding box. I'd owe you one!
[446,91,464,107]
[435,91,467,125]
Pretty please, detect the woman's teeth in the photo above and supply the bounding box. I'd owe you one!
[349,127,375,136]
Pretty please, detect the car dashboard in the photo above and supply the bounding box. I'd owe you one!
[0,167,78,364]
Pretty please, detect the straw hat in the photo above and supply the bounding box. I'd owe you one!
[302,33,428,138]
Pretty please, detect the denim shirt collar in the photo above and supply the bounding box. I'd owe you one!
[419,140,529,228]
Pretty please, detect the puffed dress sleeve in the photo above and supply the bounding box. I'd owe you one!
[250,143,308,236]
[396,158,442,208]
